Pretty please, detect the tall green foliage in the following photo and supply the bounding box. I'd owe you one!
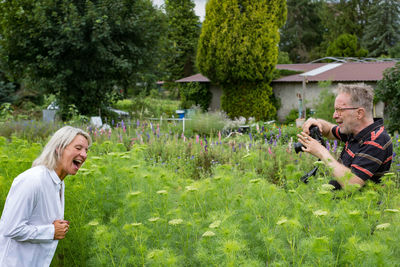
[0,0,165,118]
[179,82,211,111]
[197,0,286,120]
[279,0,324,63]
[362,0,400,57]
[164,0,200,81]
[326,34,368,57]
[376,62,400,133]
[320,0,372,44]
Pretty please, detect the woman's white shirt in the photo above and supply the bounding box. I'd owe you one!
[0,165,64,267]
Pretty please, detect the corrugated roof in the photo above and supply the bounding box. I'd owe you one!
[174,62,396,83]
[175,73,210,83]
[274,62,396,82]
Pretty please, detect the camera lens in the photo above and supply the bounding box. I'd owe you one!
[293,142,303,153]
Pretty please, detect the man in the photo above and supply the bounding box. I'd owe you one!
[0,126,91,266]
[297,83,393,189]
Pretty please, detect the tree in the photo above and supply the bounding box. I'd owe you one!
[0,0,165,118]
[279,0,324,63]
[326,33,368,57]
[163,0,200,81]
[197,0,286,120]
[376,62,400,133]
[320,0,373,44]
[362,0,400,57]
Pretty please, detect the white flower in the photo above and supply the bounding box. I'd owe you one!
[185,186,198,192]
[148,217,160,222]
[376,223,390,230]
[88,220,99,226]
[313,210,328,217]
[209,220,221,229]
[384,209,399,213]
[168,219,183,225]
[276,217,288,225]
[157,190,168,195]
[202,231,216,237]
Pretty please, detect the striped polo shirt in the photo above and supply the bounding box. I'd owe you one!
[332,118,393,183]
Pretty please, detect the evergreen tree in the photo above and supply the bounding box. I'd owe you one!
[326,33,368,57]
[164,0,200,81]
[279,0,324,63]
[197,0,286,120]
[362,0,400,57]
[320,1,373,44]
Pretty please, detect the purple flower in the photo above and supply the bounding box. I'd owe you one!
[249,132,252,141]
[333,140,338,152]
[326,141,331,151]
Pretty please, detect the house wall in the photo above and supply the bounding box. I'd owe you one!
[272,81,384,122]
[209,85,222,111]
[206,82,384,122]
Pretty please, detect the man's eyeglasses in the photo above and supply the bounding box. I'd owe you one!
[334,107,359,115]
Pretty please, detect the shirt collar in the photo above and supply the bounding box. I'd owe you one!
[353,118,384,142]
[48,167,63,186]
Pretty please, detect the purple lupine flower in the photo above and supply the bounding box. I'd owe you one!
[204,135,208,144]
[121,120,125,128]
[277,128,282,139]
[112,119,114,126]
[137,119,140,127]
[249,143,252,149]
[146,132,150,141]
[273,140,277,146]
[333,140,338,152]
[261,126,265,132]
[326,140,331,151]
[249,132,252,141]
[232,145,236,152]
[205,145,208,152]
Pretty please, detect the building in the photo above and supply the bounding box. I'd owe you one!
[176,59,397,122]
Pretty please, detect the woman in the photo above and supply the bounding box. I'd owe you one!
[0,126,91,267]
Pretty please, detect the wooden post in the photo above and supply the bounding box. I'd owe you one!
[302,76,307,118]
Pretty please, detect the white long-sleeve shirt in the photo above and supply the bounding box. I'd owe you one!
[0,165,64,267]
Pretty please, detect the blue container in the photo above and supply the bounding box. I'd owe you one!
[176,110,185,119]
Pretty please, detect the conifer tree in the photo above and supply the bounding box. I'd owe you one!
[362,0,400,57]
[197,0,286,120]
[164,0,200,81]
[280,0,324,63]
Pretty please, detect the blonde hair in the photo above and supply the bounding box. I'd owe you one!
[32,126,92,170]
[337,83,374,117]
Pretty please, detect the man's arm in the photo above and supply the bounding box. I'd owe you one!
[297,132,365,189]
[318,148,365,188]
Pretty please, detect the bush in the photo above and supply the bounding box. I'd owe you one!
[179,82,212,111]
[376,62,400,133]
[221,82,276,121]
[313,87,335,123]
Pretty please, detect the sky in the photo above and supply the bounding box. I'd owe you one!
[152,0,207,21]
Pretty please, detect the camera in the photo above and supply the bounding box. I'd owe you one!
[294,125,323,153]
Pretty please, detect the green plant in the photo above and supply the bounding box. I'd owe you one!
[313,83,335,123]
[179,82,211,111]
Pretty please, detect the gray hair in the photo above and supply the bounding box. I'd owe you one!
[337,83,374,117]
[32,126,92,170]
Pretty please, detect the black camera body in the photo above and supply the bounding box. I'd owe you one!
[294,125,323,153]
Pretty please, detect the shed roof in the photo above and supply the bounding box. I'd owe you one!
[174,62,397,83]
[273,62,396,82]
[175,73,210,83]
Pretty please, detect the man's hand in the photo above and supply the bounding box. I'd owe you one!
[297,131,327,159]
[53,220,70,240]
[302,118,322,135]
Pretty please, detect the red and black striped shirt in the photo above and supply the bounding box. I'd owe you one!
[332,118,393,183]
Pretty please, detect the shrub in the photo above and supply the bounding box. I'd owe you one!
[179,82,212,111]
[221,82,276,121]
